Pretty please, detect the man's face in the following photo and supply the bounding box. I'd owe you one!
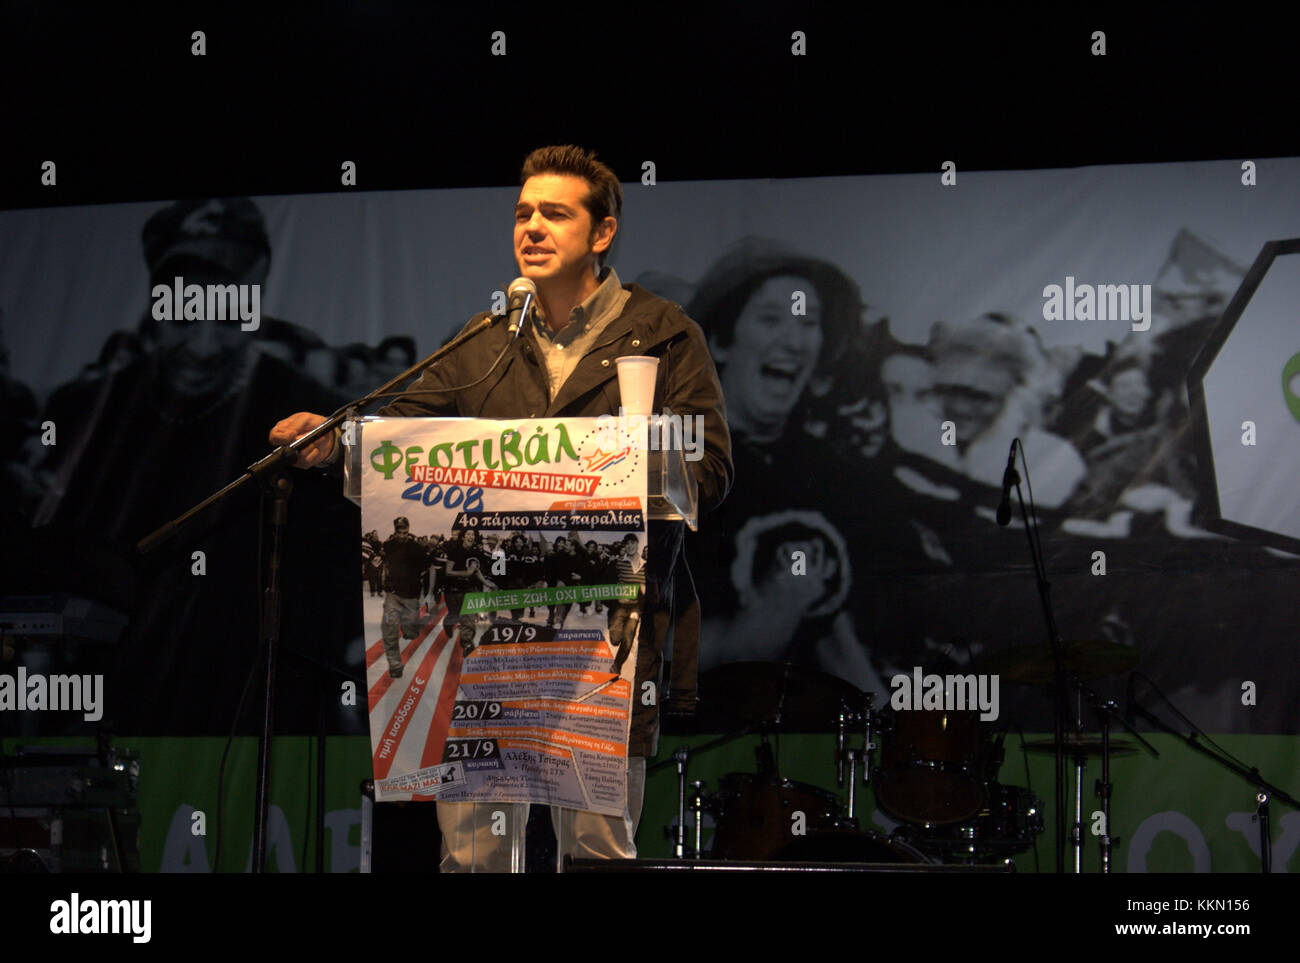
[514,174,612,287]
[1108,367,1151,420]
[154,273,252,399]
[150,199,270,400]
[932,354,1017,440]
[716,275,824,432]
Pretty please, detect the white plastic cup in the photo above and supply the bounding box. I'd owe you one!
[615,356,658,416]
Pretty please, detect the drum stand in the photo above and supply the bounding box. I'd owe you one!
[1070,678,1085,873]
[836,694,876,825]
[1096,703,1112,874]
[654,728,752,858]
[1066,678,1156,872]
[688,781,708,858]
[674,745,688,858]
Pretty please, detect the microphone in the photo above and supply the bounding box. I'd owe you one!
[504,277,537,339]
[996,438,1019,527]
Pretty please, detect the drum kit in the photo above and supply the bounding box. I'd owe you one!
[659,639,1147,869]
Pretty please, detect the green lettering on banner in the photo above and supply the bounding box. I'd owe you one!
[455,440,479,469]
[369,441,403,479]
[554,422,579,462]
[1284,351,1300,423]
[404,446,423,478]
[500,429,523,470]
[462,583,638,613]
[430,442,455,467]
[524,428,548,465]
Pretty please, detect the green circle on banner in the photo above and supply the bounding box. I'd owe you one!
[1285,351,1300,424]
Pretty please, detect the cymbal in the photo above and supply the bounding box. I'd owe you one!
[696,661,863,732]
[1023,736,1137,757]
[983,640,1138,685]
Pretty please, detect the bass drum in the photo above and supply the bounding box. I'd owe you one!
[876,707,987,826]
[895,783,1044,862]
[712,774,842,861]
[770,830,932,864]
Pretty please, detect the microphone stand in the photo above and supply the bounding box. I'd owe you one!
[1130,685,1298,873]
[137,311,509,871]
[1074,680,1157,874]
[1006,439,1070,872]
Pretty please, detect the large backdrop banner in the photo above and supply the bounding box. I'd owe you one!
[2,157,1298,753]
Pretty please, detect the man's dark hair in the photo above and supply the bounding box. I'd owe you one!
[520,145,622,268]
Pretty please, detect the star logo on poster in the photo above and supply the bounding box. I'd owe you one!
[583,446,631,472]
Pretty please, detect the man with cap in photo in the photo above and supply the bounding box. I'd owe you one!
[379,516,433,679]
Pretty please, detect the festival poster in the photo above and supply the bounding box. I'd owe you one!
[358,416,647,815]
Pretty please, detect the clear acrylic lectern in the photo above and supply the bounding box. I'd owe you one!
[346,414,697,872]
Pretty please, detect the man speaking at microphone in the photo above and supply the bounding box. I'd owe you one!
[270,145,732,871]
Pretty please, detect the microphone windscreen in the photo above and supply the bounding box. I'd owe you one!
[508,276,537,301]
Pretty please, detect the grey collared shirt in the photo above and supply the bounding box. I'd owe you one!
[530,266,631,400]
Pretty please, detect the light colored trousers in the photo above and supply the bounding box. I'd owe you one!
[379,593,423,672]
[436,757,646,872]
